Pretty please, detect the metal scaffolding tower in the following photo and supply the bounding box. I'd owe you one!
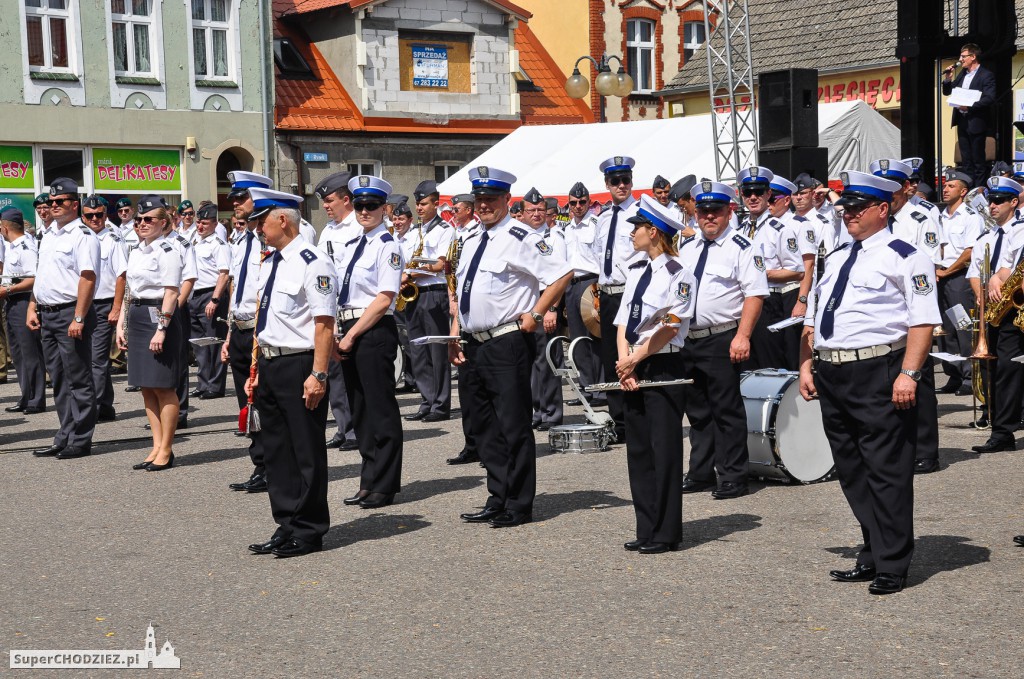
[701,0,757,183]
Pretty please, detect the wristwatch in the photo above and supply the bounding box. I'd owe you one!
[797,295,808,303]
[900,369,922,382]
[529,311,544,323]
[73,315,83,323]
[311,370,328,383]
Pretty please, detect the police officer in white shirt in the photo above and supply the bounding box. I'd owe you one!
[614,195,695,554]
[449,166,573,528]
[737,165,775,241]
[902,158,944,224]
[799,170,940,595]
[392,199,418,395]
[1,208,46,413]
[678,181,768,499]
[313,172,359,451]
[176,200,197,242]
[668,175,698,238]
[81,195,128,423]
[405,179,456,423]
[563,181,604,401]
[34,194,54,238]
[972,176,1024,453]
[162,206,199,427]
[27,178,102,459]
[222,176,272,492]
[935,168,985,397]
[335,176,405,509]
[189,203,231,399]
[115,197,134,239]
[870,159,945,266]
[246,191,337,559]
[591,156,642,442]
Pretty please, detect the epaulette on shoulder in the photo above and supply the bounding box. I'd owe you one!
[769,218,783,231]
[628,261,646,270]
[345,236,360,247]
[665,259,683,274]
[509,226,529,241]
[888,239,916,259]
[793,215,808,222]
[79,224,92,235]
[732,234,751,250]
[680,235,696,247]
[964,204,977,215]
[159,242,173,253]
[300,248,317,263]
[216,237,225,245]
[816,213,829,222]
[919,199,936,210]
[910,211,928,223]
[380,232,394,243]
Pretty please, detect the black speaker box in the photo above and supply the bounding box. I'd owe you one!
[757,147,829,184]
[758,68,819,149]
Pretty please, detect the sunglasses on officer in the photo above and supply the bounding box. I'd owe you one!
[840,201,883,219]
[741,187,768,198]
[353,200,384,212]
[988,194,1017,205]
[567,199,587,206]
[179,210,195,217]
[606,174,632,187]
[82,210,106,221]
[48,197,74,207]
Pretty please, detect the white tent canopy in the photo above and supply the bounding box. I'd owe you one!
[438,100,899,201]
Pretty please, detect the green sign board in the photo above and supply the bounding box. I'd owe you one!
[92,147,181,192]
[0,193,42,229]
[0,145,35,191]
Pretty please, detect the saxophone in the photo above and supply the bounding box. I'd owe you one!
[985,257,1024,325]
[396,222,424,312]
[446,230,464,329]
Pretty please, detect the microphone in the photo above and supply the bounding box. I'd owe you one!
[943,60,962,76]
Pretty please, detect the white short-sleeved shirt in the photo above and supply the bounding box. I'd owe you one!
[911,195,944,225]
[536,224,568,291]
[613,253,695,348]
[2,235,38,278]
[127,238,183,300]
[753,213,808,279]
[411,216,456,287]
[93,227,128,300]
[335,223,403,310]
[940,202,987,267]
[178,224,198,245]
[808,229,941,350]
[967,224,1011,279]
[891,203,945,265]
[35,219,101,305]
[166,231,199,284]
[255,238,337,349]
[299,218,317,244]
[317,212,360,275]
[740,209,773,241]
[593,195,642,285]
[396,229,417,263]
[677,225,770,329]
[565,214,601,276]
[193,234,231,289]
[809,210,852,253]
[229,229,263,319]
[456,214,574,333]
[995,219,1024,272]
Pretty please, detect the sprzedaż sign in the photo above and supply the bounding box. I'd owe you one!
[412,44,449,88]
[93,148,181,192]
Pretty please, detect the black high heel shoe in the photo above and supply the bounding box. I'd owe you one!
[132,460,155,470]
[145,452,174,472]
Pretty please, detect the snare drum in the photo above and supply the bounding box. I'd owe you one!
[740,369,834,483]
[548,424,612,454]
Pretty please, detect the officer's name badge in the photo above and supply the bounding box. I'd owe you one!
[911,274,933,295]
[753,255,766,271]
[388,252,402,269]
[536,240,553,256]
[676,282,691,303]
[315,275,333,295]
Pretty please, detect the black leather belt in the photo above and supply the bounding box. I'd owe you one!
[193,286,216,295]
[130,298,162,306]
[93,297,114,304]
[571,273,597,285]
[417,284,447,292]
[35,301,75,312]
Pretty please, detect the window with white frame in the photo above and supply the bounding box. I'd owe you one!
[347,161,381,178]
[626,18,655,94]
[111,0,154,76]
[682,21,706,63]
[434,163,461,183]
[25,0,72,71]
[191,0,232,80]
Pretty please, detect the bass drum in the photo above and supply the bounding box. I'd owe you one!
[740,369,834,484]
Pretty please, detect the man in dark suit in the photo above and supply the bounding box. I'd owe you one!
[942,43,996,189]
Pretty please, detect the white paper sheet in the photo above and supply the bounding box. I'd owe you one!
[768,316,805,332]
[411,335,461,345]
[947,87,982,107]
[930,351,969,363]
[188,336,224,347]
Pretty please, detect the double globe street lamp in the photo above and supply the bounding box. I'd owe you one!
[565,54,634,124]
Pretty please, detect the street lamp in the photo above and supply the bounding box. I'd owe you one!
[566,54,634,101]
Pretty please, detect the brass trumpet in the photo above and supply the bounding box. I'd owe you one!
[971,244,995,424]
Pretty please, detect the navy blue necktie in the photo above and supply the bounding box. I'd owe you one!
[338,236,367,305]
[255,252,281,335]
[235,231,254,305]
[460,231,490,314]
[819,240,864,340]
[887,215,895,233]
[992,228,1005,268]
[625,263,653,344]
[691,239,713,317]
[603,206,621,276]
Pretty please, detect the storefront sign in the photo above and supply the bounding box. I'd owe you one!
[818,73,901,108]
[0,193,41,224]
[92,148,181,192]
[0,145,35,191]
[412,44,449,88]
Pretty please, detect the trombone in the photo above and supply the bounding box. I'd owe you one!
[970,244,995,426]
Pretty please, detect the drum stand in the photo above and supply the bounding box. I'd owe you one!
[544,335,614,431]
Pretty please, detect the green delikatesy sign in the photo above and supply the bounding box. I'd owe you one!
[93,147,182,192]
[0,193,41,229]
[0,145,34,191]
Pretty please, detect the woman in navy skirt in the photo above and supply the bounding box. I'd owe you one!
[116,195,183,471]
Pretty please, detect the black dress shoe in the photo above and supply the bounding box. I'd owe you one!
[5,404,25,413]
[340,439,360,451]
[681,476,716,494]
[189,388,206,397]
[144,452,174,470]
[446,449,480,465]
[199,392,224,400]
[422,412,450,423]
[405,411,428,421]
[638,542,680,554]
[33,444,64,457]
[970,416,990,429]
[535,422,553,432]
[24,407,46,415]
[489,510,532,528]
[971,439,1015,453]
[712,482,749,500]
[914,458,940,474]
[359,492,395,509]
[624,539,646,552]
[56,447,91,459]
[133,460,154,470]
[229,474,261,491]
[1013,535,1024,546]
[97,408,116,422]
[326,434,345,449]
[272,538,322,558]
[566,398,583,407]
[829,563,877,582]
[125,385,141,392]
[248,534,290,554]
[461,506,504,523]
[343,490,370,506]
[245,476,268,492]
[868,573,906,595]
[935,380,962,394]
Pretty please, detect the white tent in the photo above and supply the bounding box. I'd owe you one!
[438,100,899,201]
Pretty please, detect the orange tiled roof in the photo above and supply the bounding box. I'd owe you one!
[274,0,532,20]
[515,22,594,125]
